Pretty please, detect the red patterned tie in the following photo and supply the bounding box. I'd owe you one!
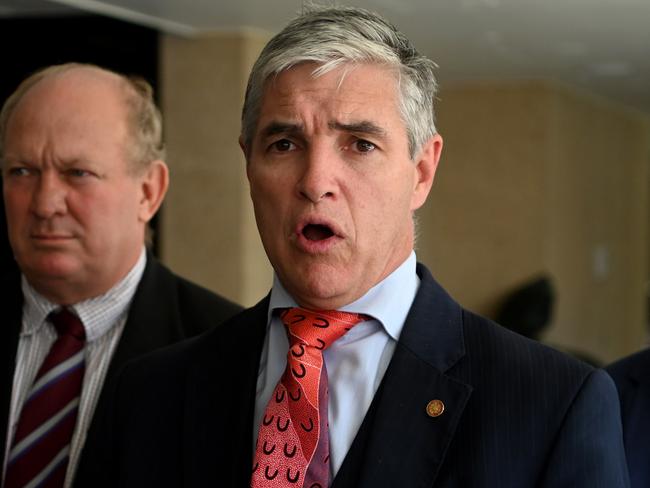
[251,308,366,488]
[4,308,86,488]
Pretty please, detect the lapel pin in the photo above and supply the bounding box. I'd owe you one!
[426,399,445,418]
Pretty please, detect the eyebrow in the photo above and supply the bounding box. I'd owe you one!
[260,122,303,139]
[329,120,387,138]
[1,156,31,169]
[259,120,387,139]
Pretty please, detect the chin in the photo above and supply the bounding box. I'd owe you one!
[293,273,352,309]
[22,254,82,282]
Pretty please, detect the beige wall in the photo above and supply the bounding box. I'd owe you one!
[419,81,551,317]
[421,80,650,363]
[159,32,272,306]
[544,86,650,362]
[158,32,650,362]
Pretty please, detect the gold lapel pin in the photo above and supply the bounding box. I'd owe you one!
[426,399,445,417]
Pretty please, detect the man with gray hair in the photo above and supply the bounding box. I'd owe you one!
[80,7,629,487]
[0,63,241,488]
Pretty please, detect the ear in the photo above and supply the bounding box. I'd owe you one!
[138,160,169,222]
[411,133,443,211]
[239,135,253,182]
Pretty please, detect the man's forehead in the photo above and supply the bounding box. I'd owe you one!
[16,68,125,116]
[4,72,132,155]
[269,62,396,91]
[260,65,399,110]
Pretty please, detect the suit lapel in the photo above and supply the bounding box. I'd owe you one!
[183,297,270,486]
[334,264,473,488]
[105,254,178,381]
[618,360,649,466]
[0,270,23,471]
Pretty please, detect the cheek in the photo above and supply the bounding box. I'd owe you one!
[359,181,412,237]
[250,177,297,253]
[250,185,279,239]
[3,190,31,227]
[69,190,125,232]
[251,171,289,215]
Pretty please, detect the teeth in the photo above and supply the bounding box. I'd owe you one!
[303,224,334,241]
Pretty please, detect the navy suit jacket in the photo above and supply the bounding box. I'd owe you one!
[78,263,629,487]
[607,349,650,488]
[0,253,242,478]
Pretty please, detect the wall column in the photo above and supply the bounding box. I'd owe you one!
[159,31,272,306]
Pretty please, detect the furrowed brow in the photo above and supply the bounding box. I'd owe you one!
[330,120,387,138]
[2,156,31,168]
[260,121,303,139]
[59,158,88,170]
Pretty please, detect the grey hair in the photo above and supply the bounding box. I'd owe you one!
[241,5,438,159]
[0,62,165,173]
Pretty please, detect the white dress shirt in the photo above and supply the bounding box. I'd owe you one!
[3,248,147,488]
[254,251,420,480]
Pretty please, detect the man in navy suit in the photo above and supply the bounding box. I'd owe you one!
[608,349,650,487]
[79,7,629,487]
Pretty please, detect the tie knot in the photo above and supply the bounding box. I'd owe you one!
[48,308,86,342]
[280,307,366,351]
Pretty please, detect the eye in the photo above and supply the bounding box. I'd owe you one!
[269,139,296,153]
[6,166,33,177]
[353,139,376,153]
[66,168,93,178]
[7,166,37,179]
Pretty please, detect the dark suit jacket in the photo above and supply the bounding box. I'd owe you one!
[77,263,629,487]
[607,349,650,488]
[0,253,242,478]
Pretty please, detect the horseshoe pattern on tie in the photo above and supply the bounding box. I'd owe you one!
[292,364,306,378]
[252,308,367,488]
[284,443,297,458]
[275,390,285,403]
[263,441,275,455]
[291,344,305,357]
[300,418,314,432]
[287,468,301,483]
[265,466,278,480]
[288,314,305,325]
[312,317,329,328]
[277,417,290,432]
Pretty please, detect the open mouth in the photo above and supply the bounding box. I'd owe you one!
[302,223,335,241]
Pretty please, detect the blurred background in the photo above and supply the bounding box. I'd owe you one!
[1,0,648,365]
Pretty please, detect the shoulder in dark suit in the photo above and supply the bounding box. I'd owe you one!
[77,263,629,488]
[607,348,650,488]
[0,253,242,479]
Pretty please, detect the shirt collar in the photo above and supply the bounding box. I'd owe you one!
[268,251,420,341]
[21,247,147,342]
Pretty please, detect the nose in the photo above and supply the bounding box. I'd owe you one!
[297,144,336,203]
[30,172,67,219]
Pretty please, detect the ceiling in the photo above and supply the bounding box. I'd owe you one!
[2,0,649,115]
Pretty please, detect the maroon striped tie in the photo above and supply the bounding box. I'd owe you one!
[4,308,86,488]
